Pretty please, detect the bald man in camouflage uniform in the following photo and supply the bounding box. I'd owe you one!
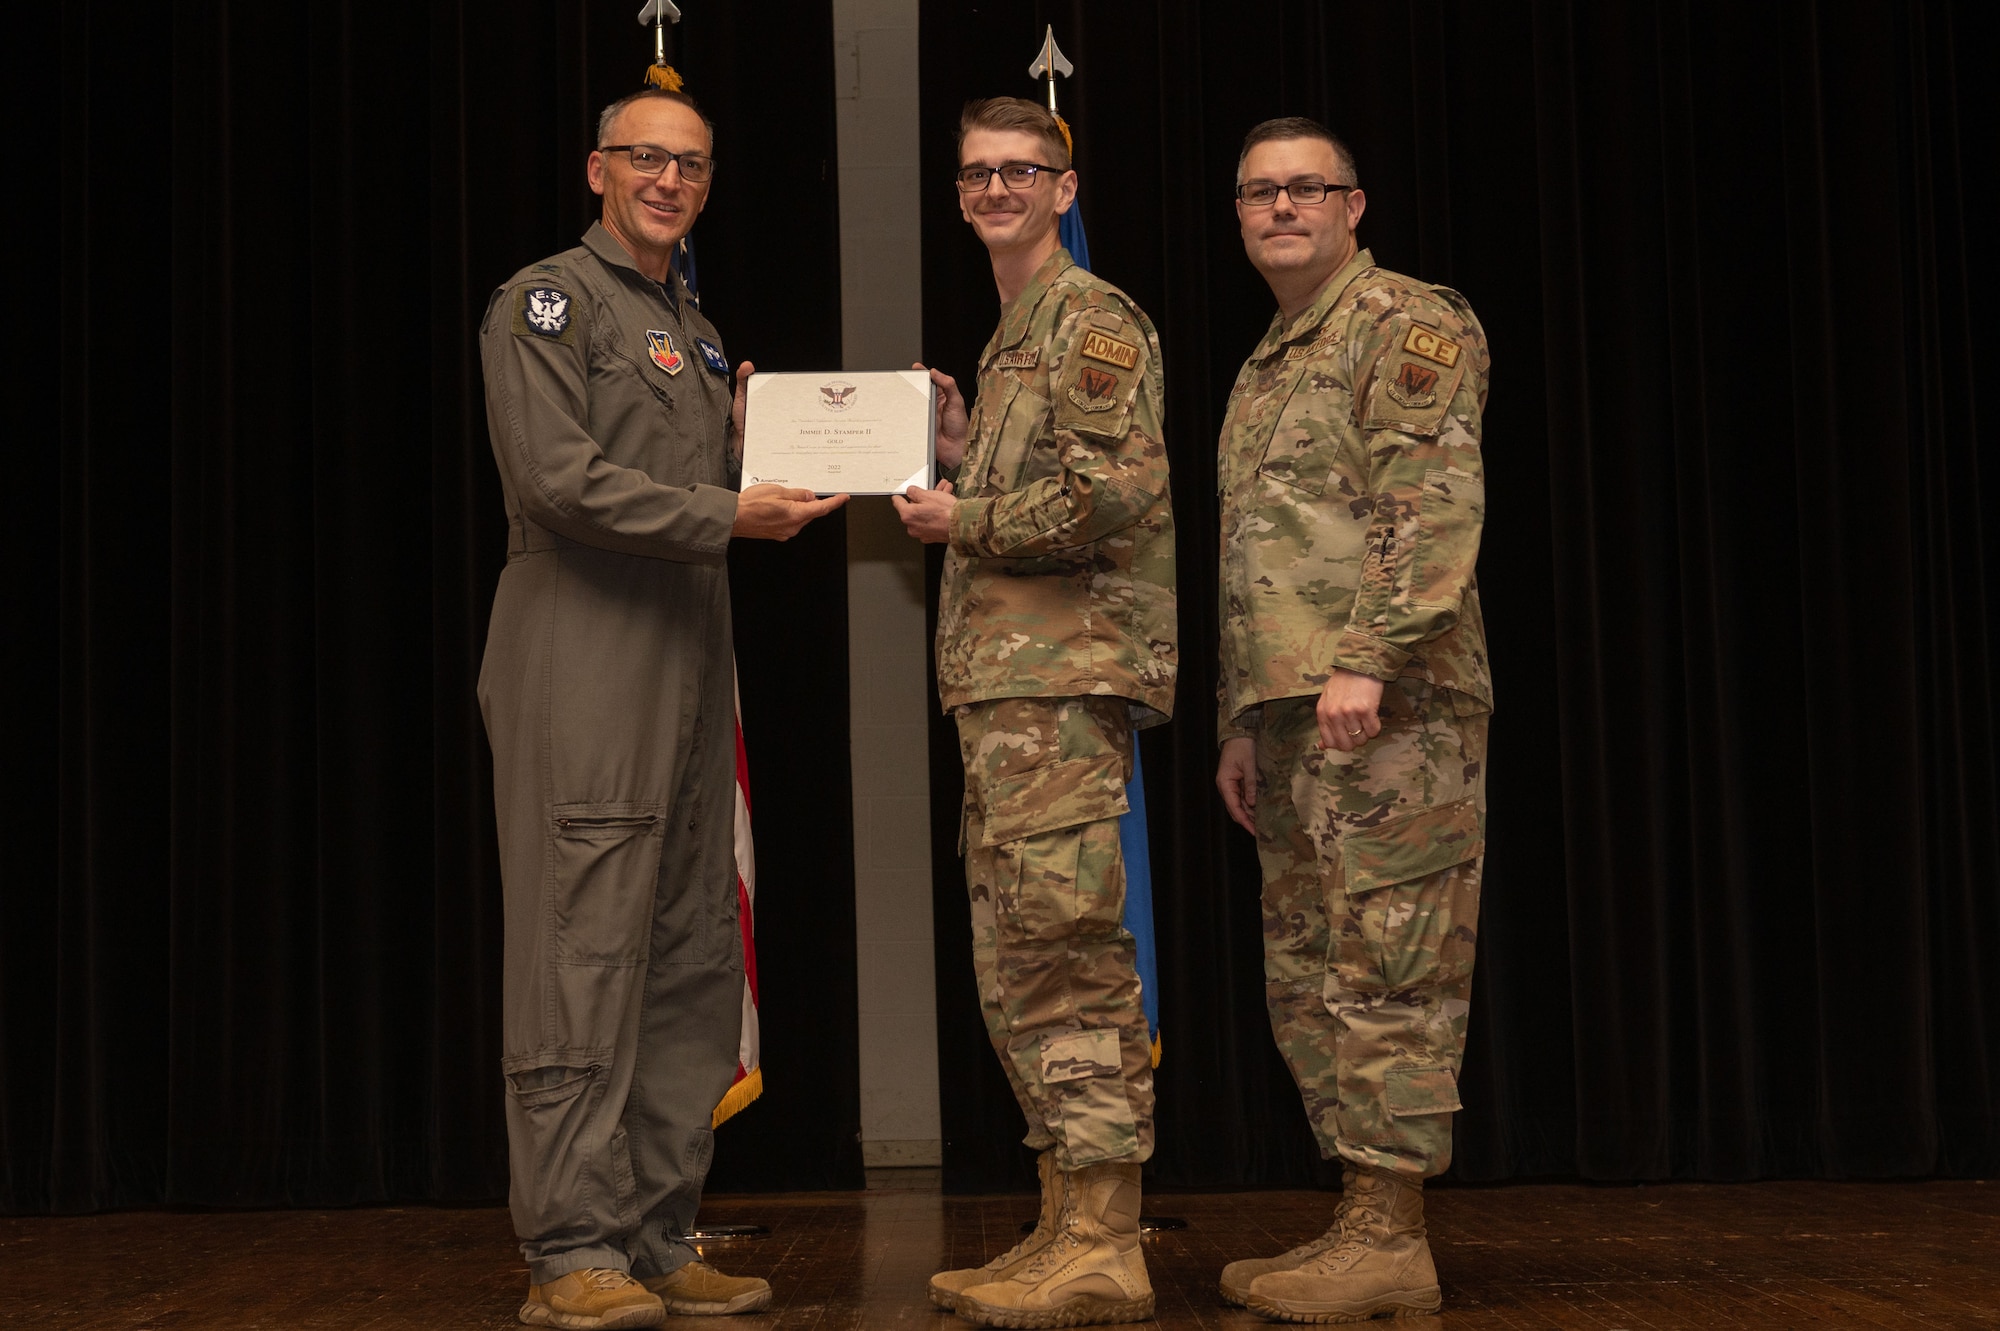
[1213,117,1492,1324]
[897,96,1175,1329]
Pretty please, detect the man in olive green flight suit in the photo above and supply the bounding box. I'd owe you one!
[1212,117,1493,1324]
[479,87,843,1330]
[896,96,1176,1330]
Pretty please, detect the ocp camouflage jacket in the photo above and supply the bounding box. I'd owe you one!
[1217,248,1492,740]
[937,249,1178,726]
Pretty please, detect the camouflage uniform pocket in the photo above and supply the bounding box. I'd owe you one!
[1334,795,1484,993]
[985,378,1051,494]
[1339,795,1482,895]
[1385,1065,1464,1118]
[980,752,1130,845]
[1039,1026,1138,1165]
[1408,468,1485,611]
[1258,376,1354,496]
[960,697,1133,847]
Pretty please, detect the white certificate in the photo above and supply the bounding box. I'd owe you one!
[741,370,937,496]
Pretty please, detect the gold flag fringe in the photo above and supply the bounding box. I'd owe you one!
[1053,111,1075,160]
[711,1065,764,1128]
[645,62,685,92]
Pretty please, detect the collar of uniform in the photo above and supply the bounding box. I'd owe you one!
[1256,247,1376,363]
[583,221,687,314]
[987,247,1076,359]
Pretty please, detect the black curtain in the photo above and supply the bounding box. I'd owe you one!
[921,0,1998,1189]
[9,0,861,1214]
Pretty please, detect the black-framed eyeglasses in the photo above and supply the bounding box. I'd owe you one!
[600,144,716,183]
[956,162,1062,193]
[1236,179,1353,207]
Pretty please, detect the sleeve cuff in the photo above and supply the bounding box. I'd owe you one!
[948,495,991,554]
[1330,629,1412,680]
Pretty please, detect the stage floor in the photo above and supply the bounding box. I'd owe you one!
[4,1173,1994,1329]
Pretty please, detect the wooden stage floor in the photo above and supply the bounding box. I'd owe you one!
[4,1172,1994,1329]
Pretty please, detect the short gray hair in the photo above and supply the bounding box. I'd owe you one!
[595,88,716,152]
[1235,117,1358,188]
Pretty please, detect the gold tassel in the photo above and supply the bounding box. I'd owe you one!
[644,62,685,92]
[1053,111,1074,160]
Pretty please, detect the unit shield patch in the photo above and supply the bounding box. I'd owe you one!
[1069,366,1121,412]
[646,330,684,375]
[522,287,571,338]
[1387,360,1439,408]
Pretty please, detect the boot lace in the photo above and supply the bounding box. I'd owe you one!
[990,1218,1056,1269]
[579,1268,643,1291]
[1011,1198,1087,1281]
[1295,1198,1386,1275]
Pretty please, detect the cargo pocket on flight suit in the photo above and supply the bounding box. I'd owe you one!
[1039,1026,1136,1166]
[502,1049,627,1238]
[549,802,664,1043]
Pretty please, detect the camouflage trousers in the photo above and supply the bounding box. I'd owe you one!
[1254,681,1489,1179]
[955,696,1156,1168]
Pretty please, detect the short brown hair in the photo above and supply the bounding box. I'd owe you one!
[596,88,715,153]
[957,97,1071,171]
[1236,116,1357,188]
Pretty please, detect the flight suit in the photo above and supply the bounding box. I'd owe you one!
[478,221,742,1283]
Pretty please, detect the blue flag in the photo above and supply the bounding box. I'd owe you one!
[1061,198,1161,1066]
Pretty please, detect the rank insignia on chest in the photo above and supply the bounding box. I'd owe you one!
[522,287,571,338]
[1068,366,1122,412]
[1387,360,1440,408]
[695,336,729,374]
[646,330,685,375]
[994,348,1040,370]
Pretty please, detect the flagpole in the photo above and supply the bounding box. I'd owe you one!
[1025,21,1180,1235]
[634,0,768,1246]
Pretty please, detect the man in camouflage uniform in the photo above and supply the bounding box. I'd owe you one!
[1211,117,1492,1323]
[894,96,1176,1329]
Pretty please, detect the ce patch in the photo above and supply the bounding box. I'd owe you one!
[511,285,576,345]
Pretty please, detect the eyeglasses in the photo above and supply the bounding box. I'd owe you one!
[1236,179,1353,207]
[955,162,1062,193]
[600,144,716,183]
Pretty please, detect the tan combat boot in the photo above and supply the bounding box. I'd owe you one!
[1244,1167,1441,1323]
[956,1161,1153,1328]
[1217,1167,1357,1306]
[930,1148,1067,1311]
[639,1260,772,1315]
[518,1267,665,1329]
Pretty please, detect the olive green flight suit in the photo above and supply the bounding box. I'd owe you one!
[478,222,742,1284]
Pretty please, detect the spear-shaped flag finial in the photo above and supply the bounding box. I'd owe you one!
[637,0,685,90]
[1028,24,1073,116]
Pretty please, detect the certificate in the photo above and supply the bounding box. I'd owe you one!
[741,370,937,496]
